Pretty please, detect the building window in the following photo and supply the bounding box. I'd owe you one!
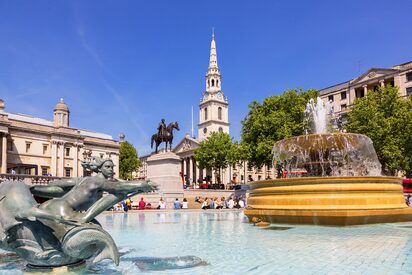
[341,91,347,100]
[65,147,70,157]
[356,89,365,98]
[407,87,412,97]
[341,104,347,111]
[203,127,207,134]
[204,108,208,120]
[218,127,223,133]
[65,168,71,177]
[211,79,215,87]
[7,140,13,151]
[406,72,412,82]
[43,145,48,155]
[41,166,49,176]
[25,143,31,153]
[216,79,219,87]
[218,107,222,120]
[328,95,334,102]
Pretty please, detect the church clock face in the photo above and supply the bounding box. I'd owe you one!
[217,92,223,100]
[203,94,208,101]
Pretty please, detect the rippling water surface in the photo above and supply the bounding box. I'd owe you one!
[2,211,412,274]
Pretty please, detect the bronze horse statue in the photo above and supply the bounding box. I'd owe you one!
[151,121,180,153]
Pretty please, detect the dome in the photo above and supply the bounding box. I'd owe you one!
[54,98,69,112]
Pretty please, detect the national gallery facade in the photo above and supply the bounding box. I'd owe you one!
[0,98,119,178]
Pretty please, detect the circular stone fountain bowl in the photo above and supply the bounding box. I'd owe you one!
[244,176,412,226]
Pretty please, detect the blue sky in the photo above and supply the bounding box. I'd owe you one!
[0,0,411,156]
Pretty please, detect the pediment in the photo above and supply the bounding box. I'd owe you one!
[173,136,200,153]
[350,68,397,84]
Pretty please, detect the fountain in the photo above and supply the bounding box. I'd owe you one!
[244,97,412,225]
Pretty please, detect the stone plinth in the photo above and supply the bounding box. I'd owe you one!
[146,151,184,208]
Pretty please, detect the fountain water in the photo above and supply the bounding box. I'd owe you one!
[244,97,412,225]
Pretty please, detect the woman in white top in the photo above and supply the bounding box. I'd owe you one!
[158,198,166,209]
[182,198,189,209]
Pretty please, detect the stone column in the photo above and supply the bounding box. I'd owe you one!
[349,87,355,105]
[195,161,200,184]
[59,141,65,177]
[363,85,368,97]
[183,158,187,179]
[73,144,79,177]
[379,79,385,87]
[51,141,57,177]
[189,157,193,183]
[1,133,7,174]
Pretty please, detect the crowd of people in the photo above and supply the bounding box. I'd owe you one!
[110,195,246,211]
[195,196,246,210]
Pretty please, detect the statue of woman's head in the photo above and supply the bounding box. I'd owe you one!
[82,157,115,179]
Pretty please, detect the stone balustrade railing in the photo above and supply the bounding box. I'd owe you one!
[0,174,63,185]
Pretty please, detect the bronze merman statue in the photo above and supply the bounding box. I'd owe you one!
[0,157,156,268]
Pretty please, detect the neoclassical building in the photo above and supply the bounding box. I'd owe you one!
[320,60,412,116]
[0,98,119,178]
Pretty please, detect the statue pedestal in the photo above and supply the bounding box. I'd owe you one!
[146,151,184,208]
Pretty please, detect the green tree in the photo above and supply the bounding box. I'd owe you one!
[346,85,412,176]
[119,141,141,180]
[194,132,233,182]
[227,141,251,183]
[241,88,319,168]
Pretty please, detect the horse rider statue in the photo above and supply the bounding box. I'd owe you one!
[157,118,166,139]
[151,119,180,153]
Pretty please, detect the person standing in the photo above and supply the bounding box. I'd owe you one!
[228,197,235,209]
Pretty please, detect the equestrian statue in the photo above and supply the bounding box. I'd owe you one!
[151,119,180,153]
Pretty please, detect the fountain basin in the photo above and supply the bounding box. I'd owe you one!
[245,176,412,225]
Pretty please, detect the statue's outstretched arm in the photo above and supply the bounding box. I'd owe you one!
[102,180,157,195]
[30,178,79,198]
[81,193,125,223]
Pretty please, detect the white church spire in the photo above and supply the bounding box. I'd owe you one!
[205,29,221,93]
[199,30,229,141]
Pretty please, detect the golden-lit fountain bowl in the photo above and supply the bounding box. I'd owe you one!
[244,176,412,226]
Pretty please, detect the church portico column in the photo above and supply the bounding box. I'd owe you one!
[189,157,193,183]
[183,158,187,181]
[195,160,200,184]
[379,79,385,87]
[1,133,7,174]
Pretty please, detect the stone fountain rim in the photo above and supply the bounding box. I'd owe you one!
[248,176,402,188]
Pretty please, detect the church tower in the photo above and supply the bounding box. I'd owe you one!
[198,31,229,141]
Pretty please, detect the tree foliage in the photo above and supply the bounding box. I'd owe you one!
[194,132,233,177]
[241,89,319,167]
[119,141,141,180]
[346,85,412,176]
